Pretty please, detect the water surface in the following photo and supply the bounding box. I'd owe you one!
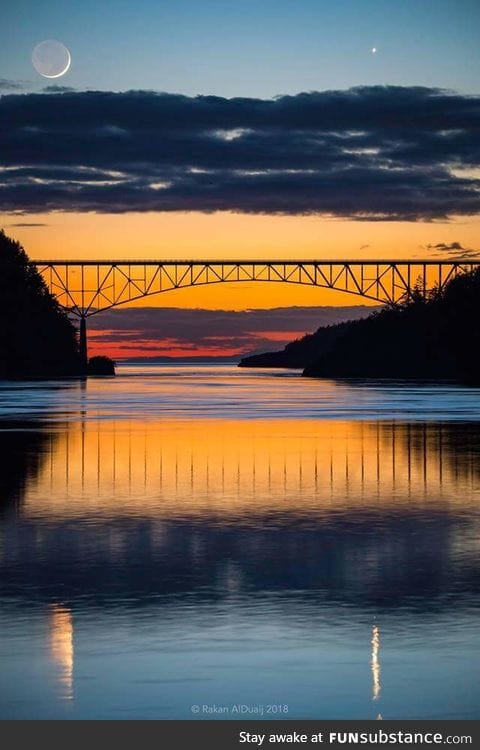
[1,365,479,719]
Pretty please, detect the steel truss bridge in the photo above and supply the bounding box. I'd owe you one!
[33,258,480,362]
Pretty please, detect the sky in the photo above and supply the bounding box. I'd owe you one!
[86,304,377,360]
[1,0,479,357]
[2,0,480,97]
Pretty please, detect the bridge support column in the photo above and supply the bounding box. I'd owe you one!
[79,315,88,372]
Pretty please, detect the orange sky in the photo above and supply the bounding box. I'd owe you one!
[4,210,480,311]
[3,210,479,357]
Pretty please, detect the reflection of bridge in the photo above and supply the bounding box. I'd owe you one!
[34,258,480,361]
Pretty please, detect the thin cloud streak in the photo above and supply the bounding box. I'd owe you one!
[0,79,25,91]
[422,241,480,258]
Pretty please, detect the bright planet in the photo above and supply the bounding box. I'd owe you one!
[32,39,71,78]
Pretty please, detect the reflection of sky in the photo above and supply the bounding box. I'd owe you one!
[2,365,480,422]
[2,373,479,619]
[2,0,480,96]
[0,599,479,720]
[1,370,480,719]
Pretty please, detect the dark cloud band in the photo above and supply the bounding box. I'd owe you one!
[87,304,376,355]
[1,86,479,219]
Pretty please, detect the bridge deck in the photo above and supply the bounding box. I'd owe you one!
[33,258,479,265]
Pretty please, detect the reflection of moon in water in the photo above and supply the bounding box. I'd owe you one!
[371,624,381,701]
[32,40,71,78]
[49,605,74,701]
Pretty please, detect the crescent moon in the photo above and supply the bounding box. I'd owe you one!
[45,49,71,78]
[32,40,71,79]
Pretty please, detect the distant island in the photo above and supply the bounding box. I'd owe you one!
[241,268,480,385]
[239,320,356,369]
[0,231,114,379]
[87,356,116,376]
[120,355,240,364]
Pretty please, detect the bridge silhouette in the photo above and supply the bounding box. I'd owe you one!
[34,257,480,363]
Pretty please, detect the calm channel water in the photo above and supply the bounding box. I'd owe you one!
[0,364,479,720]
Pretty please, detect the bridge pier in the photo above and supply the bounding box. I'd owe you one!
[79,315,88,372]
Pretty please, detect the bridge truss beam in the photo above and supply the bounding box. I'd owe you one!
[33,259,479,318]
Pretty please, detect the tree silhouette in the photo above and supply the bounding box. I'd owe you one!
[88,355,115,375]
[0,230,80,377]
[304,267,480,383]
